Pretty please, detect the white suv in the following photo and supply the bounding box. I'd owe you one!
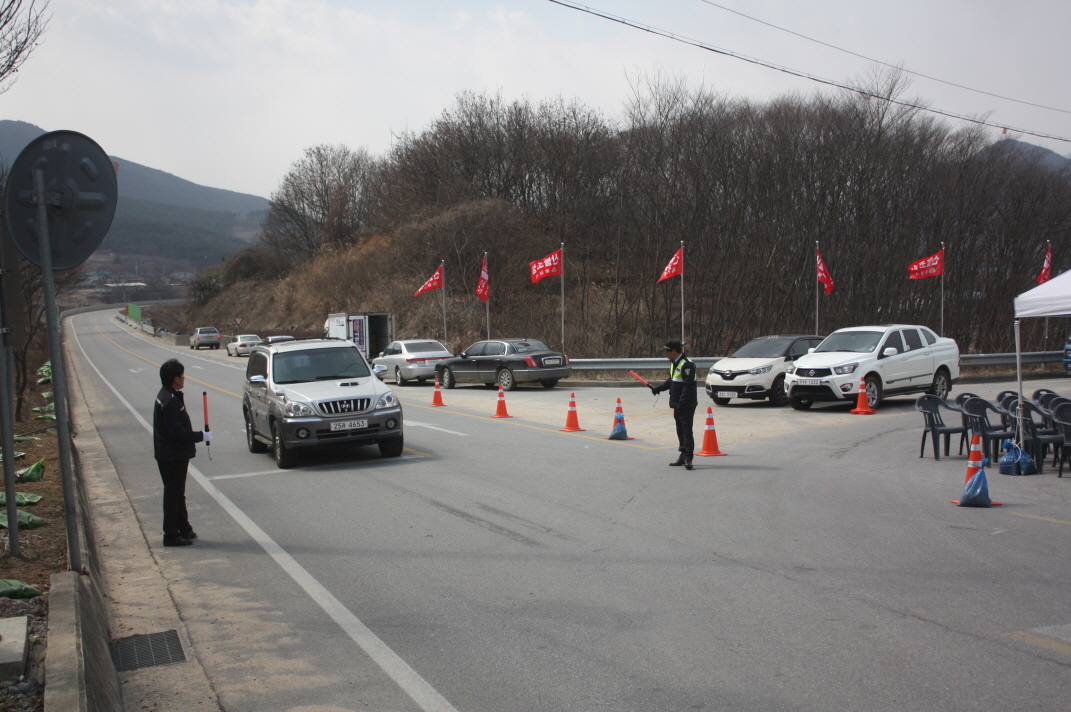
[784,325,959,410]
[706,334,825,406]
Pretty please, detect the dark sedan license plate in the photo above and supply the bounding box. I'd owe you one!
[543,358,562,366]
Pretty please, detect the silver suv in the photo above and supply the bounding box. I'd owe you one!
[190,327,220,350]
[242,339,404,468]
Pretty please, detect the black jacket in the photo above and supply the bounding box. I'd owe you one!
[153,386,203,462]
[652,354,698,409]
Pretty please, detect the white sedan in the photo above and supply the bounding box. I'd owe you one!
[226,334,262,357]
[784,324,960,410]
[372,340,454,385]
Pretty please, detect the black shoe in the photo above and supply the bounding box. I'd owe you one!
[669,457,686,466]
[163,536,193,547]
[180,531,198,540]
[684,461,694,470]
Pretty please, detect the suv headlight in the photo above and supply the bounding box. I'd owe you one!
[376,392,398,409]
[283,401,316,417]
[833,362,859,375]
[748,364,773,375]
[786,364,796,374]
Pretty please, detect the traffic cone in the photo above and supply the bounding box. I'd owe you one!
[607,398,633,440]
[493,384,512,418]
[431,378,446,407]
[849,376,876,415]
[964,435,983,484]
[560,393,585,432]
[696,407,726,456]
[952,456,1003,507]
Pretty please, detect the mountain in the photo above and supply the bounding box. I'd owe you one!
[0,120,269,267]
[988,138,1071,174]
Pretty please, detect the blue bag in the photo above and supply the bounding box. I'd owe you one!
[998,440,1036,476]
[958,458,993,507]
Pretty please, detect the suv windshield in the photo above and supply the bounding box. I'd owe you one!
[815,331,884,353]
[272,347,371,384]
[731,337,793,358]
[512,340,550,353]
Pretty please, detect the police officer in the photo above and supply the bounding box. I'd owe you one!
[650,339,698,469]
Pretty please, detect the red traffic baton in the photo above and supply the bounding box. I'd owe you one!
[628,370,651,386]
[203,392,212,459]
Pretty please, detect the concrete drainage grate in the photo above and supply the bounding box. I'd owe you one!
[109,630,186,672]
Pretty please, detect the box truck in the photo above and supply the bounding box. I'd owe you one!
[323,313,395,359]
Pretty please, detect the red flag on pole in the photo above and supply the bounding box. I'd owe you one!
[908,249,944,279]
[475,255,490,302]
[1037,245,1053,284]
[816,249,834,295]
[414,265,443,296]
[529,249,562,284]
[657,247,683,283]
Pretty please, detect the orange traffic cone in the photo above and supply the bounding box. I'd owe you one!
[431,377,446,407]
[696,407,726,456]
[607,398,633,440]
[493,384,512,418]
[964,435,983,484]
[560,393,585,432]
[849,376,876,415]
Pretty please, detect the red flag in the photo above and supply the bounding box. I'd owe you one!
[816,249,834,295]
[475,255,490,302]
[414,265,442,296]
[908,248,944,279]
[1037,245,1053,284]
[657,248,683,283]
[529,249,562,284]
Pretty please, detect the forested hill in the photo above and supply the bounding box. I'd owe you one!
[0,120,268,266]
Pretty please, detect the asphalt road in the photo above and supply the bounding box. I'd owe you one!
[69,310,1071,711]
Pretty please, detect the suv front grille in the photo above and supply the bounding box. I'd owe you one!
[317,398,371,415]
[796,368,832,377]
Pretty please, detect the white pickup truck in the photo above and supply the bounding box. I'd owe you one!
[783,324,960,410]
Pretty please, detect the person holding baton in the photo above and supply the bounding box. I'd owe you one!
[153,359,211,546]
[648,339,698,469]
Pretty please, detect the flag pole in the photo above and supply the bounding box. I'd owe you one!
[440,259,447,348]
[940,241,945,336]
[679,240,685,345]
[815,241,819,335]
[484,252,490,340]
[560,242,565,353]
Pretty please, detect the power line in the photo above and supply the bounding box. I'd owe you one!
[694,0,1071,115]
[546,0,1071,144]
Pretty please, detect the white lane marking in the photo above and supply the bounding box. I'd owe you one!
[210,454,427,480]
[406,420,468,436]
[71,314,459,712]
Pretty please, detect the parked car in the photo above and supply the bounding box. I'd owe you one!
[784,324,960,410]
[190,327,220,350]
[263,335,296,344]
[372,339,453,385]
[227,334,262,357]
[242,339,404,468]
[435,338,571,390]
[706,334,825,406]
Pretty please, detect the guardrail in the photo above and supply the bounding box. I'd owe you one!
[958,351,1063,367]
[572,351,1064,372]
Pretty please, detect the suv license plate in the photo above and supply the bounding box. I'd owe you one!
[717,391,735,399]
[331,420,367,431]
[797,379,822,386]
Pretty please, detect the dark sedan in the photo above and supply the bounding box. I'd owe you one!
[436,339,571,390]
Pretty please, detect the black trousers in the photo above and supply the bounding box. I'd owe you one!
[157,459,192,539]
[674,404,697,458]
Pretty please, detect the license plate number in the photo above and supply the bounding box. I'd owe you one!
[717,391,735,399]
[331,420,367,431]
[797,379,822,386]
[543,358,562,366]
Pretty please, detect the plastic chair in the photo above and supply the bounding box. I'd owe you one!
[1016,399,1064,472]
[961,397,1018,463]
[953,392,980,409]
[915,395,968,460]
[950,392,979,453]
[1035,392,1060,408]
[1032,388,1059,403]
[1051,402,1071,478]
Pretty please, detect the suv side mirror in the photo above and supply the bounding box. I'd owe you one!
[883,347,899,357]
[807,347,815,354]
[249,375,266,385]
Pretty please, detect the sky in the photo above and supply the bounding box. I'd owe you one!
[3,0,1068,199]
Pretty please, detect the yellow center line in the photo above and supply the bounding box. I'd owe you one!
[1008,631,1071,657]
[92,321,242,398]
[401,400,669,450]
[1008,512,1071,526]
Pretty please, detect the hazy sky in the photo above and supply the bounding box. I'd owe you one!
[4,0,1068,198]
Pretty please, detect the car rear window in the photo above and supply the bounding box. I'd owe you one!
[200,328,218,334]
[272,347,370,384]
[815,331,884,353]
[512,340,550,353]
[731,337,793,358]
[406,341,447,353]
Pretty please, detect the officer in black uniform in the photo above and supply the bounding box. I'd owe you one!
[650,339,698,469]
[153,359,211,546]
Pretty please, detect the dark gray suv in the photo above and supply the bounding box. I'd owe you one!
[242,339,404,468]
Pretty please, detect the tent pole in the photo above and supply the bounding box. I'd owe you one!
[1015,318,1024,446]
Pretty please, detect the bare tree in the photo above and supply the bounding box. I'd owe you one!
[0,0,48,94]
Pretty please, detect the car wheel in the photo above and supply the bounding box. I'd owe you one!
[395,367,408,386]
[712,397,731,406]
[540,379,558,389]
[768,375,788,407]
[190,343,195,349]
[378,435,404,458]
[790,397,813,410]
[929,368,951,400]
[246,412,267,453]
[441,367,456,389]
[498,368,516,391]
[272,421,297,469]
[865,375,883,409]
